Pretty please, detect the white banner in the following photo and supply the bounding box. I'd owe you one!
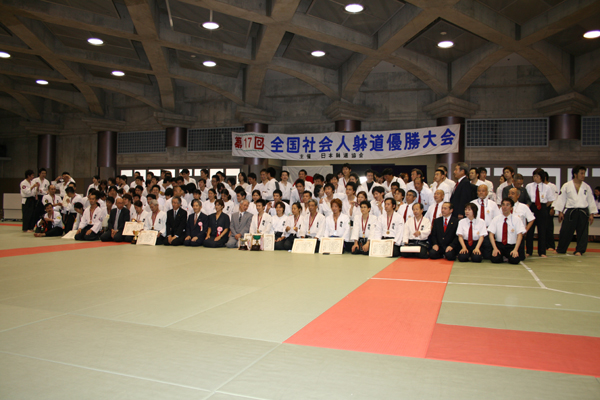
[232,124,459,161]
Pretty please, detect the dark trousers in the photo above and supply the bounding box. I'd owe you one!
[184,232,207,247]
[480,235,493,260]
[527,203,548,256]
[75,225,100,241]
[351,238,370,255]
[457,243,483,263]
[204,235,228,248]
[155,235,166,245]
[491,242,520,264]
[164,236,185,246]
[430,245,457,261]
[22,197,36,231]
[63,213,76,232]
[34,195,45,226]
[35,225,63,237]
[100,230,131,242]
[546,213,556,249]
[557,208,590,254]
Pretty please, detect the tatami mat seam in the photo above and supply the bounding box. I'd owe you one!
[442,300,600,313]
[0,313,67,334]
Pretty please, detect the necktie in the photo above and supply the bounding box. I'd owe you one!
[194,214,197,225]
[114,210,120,230]
[535,185,541,210]
[480,200,485,220]
[502,217,508,245]
[403,206,408,222]
[443,218,447,232]
[468,221,473,246]
[239,213,242,223]
[433,204,438,220]
[417,193,421,204]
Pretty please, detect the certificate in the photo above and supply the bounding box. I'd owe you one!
[61,230,76,239]
[369,239,395,257]
[136,230,159,246]
[123,221,144,236]
[262,234,275,251]
[318,237,344,254]
[291,238,317,254]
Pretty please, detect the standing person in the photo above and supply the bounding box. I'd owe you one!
[430,169,452,202]
[456,203,487,263]
[32,168,51,223]
[553,166,598,256]
[20,169,38,232]
[279,171,293,203]
[429,202,458,261]
[508,187,535,260]
[425,190,445,222]
[413,177,434,211]
[450,162,473,219]
[337,163,352,195]
[496,167,514,205]
[357,169,382,201]
[544,172,559,252]
[525,169,555,258]
[203,200,230,248]
[488,198,526,264]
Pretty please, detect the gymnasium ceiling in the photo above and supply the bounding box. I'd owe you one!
[0,0,599,119]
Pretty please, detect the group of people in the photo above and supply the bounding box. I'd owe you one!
[19,163,598,261]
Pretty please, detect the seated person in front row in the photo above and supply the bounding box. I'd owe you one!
[249,199,272,234]
[144,199,168,245]
[350,200,377,255]
[374,198,404,257]
[275,202,304,251]
[401,202,431,259]
[184,199,208,247]
[100,197,131,243]
[488,198,526,265]
[226,200,252,248]
[298,199,326,253]
[203,199,230,248]
[271,202,288,245]
[323,198,353,253]
[34,202,64,237]
[75,192,106,241]
[164,196,187,246]
[457,203,487,263]
[429,202,458,261]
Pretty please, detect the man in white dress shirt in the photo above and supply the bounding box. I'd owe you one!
[553,165,598,256]
[430,169,452,202]
[488,198,526,264]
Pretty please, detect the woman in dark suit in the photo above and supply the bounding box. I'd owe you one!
[203,199,230,248]
[184,199,208,247]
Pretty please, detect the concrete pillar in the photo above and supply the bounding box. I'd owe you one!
[335,119,361,132]
[435,116,465,169]
[166,127,188,147]
[243,122,269,175]
[549,114,581,141]
[97,131,118,179]
[37,134,56,177]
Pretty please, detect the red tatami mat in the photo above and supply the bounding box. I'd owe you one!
[426,324,600,376]
[0,242,129,258]
[285,259,451,357]
[0,223,22,227]
[373,257,453,282]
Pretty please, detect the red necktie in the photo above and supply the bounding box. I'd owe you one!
[480,200,485,220]
[502,217,508,245]
[433,204,438,220]
[468,221,473,246]
[535,185,541,210]
[417,193,421,204]
[443,218,447,232]
[403,206,408,222]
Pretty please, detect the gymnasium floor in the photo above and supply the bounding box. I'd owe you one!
[0,223,599,399]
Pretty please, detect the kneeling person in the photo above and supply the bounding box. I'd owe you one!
[488,198,526,264]
[401,203,431,259]
[100,197,131,242]
[165,196,187,246]
[429,202,458,261]
[34,202,64,237]
[350,201,377,255]
[75,192,105,241]
[457,203,487,263]
[184,199,208,246]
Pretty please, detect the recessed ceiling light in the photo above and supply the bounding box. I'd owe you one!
[87,38,104,46]
[202,21,219,30]
[203,60,217,67]
[311,50,326,57]
[438,41,454,48]
[111,70,125,76]
[345,4,364,13]
[583,30,600,39]
[36,80,49,85]
[190,54,196,58]
[0,51,10,58]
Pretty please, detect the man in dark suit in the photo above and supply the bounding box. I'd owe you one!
[100,197,131,242]
[429,202,459,260]
[226,200,253,248]
[450,162,474,219]
[184,199,209,247]
[164,196,187,246]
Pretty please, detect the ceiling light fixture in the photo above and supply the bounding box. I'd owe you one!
[0,51,11,58]
[311,50,326,57]
[87,38,104,46]
[203,60,217,67]
[202,10,219,30]
[36,80,49,85]
[345,4,364,13]
[583,30,600,39]
[438,41,454,48]
[111,70,125,76]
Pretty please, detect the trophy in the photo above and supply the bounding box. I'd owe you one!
[250,234,262,251]
[238,237,249,250]
[132,230,140,244]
